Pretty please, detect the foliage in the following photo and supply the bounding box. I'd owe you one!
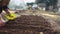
[27,3,34,6]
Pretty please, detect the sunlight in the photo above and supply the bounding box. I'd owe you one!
[24,0,35,3]
[42,14,58,18]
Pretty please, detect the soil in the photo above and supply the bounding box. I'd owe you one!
[0,15,59,34]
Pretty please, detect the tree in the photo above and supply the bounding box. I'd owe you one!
[27,3,34,6]
[52,0,58,9]
[35,0,40,4]
[35,0,58,11]
[35,0,46,4]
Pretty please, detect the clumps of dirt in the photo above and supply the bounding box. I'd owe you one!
[0,15,59,34]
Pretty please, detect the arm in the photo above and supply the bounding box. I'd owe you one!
[2,0,10,6]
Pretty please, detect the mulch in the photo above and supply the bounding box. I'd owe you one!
[0,15,59,34]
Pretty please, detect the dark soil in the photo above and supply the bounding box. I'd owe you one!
[0,15,59,34]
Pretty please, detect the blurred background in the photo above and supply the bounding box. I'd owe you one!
[8,0,59,12]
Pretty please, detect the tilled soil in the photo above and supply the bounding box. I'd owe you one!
[0,15,59,34]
